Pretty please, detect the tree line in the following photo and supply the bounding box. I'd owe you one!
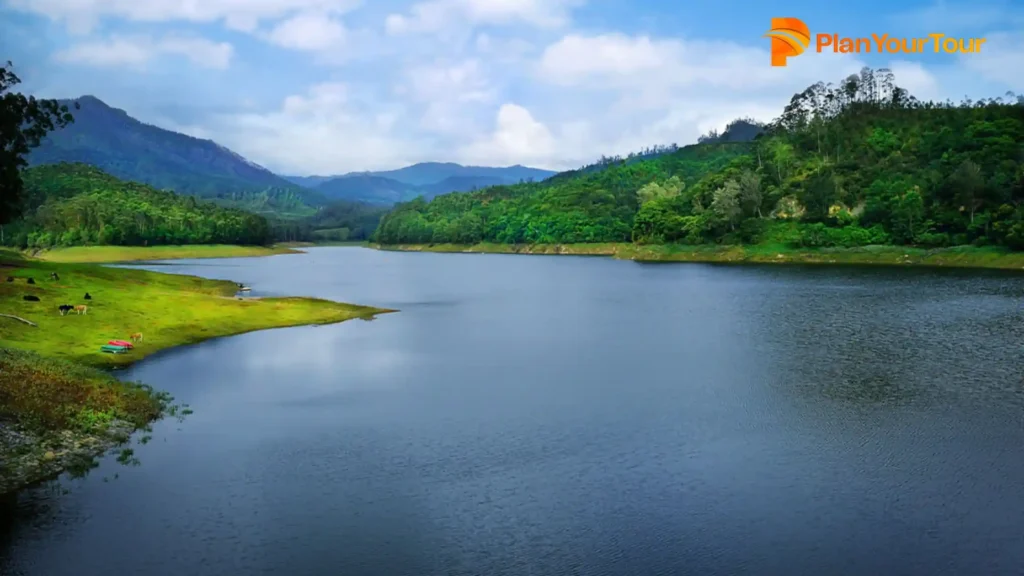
[374,68,1024,250]
[3,163,272,247]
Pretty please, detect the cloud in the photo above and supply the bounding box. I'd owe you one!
[4,0,362,32]
[265,11,346,51]
[536,33,865,93]
[53,35,234,69]
[385,0,583,35]
[457,103,557,167]
[195,82,423,174]
[961,31,1024,91]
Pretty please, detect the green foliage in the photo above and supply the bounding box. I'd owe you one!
[375,67,1024,252]
[270,200,389,242]
[0,347,161,432]
[375,143,750,244]
[1,61,77,226]
[3,163,272,248]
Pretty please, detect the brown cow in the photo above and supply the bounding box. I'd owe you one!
[130,332,143,342]
[74,305,87,315]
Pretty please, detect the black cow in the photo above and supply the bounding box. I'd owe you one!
[50,272,60,281]
[58,304,74,316]
[84,292,92,300]
[23,295,40,302]
[26,278,35,284]
[5,276,12,282]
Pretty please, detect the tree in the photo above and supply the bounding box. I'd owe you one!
[711,180,741,230]
[737,170,763,217]
[951,159,985,224]
[1,61,76,225]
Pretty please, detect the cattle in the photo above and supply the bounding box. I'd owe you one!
[74,305,87,315]
[58,304,74,316]
[5,277,12,282]
[23,295,40,302]
[26,278,35,284]
[130,332,144,342]
[84,292,92,300]
[50,272,60,281]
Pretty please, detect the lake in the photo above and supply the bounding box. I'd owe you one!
[2,246,1024,575]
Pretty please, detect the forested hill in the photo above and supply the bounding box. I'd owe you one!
[374,68,1024,250]
[27,96,325,218]
[2,163,272,248]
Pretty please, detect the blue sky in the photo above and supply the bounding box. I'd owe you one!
[1,0,1021,175]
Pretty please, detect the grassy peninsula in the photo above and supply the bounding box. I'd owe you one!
[30,243,303,263]
[0,250,390,493]
[373,68,1024,264]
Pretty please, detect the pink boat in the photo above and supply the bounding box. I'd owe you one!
[108,340,134,348]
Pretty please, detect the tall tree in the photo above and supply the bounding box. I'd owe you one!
[0,61,76,225]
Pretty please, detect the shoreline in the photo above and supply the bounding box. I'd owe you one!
[1,250,393,493]
[25,243,306,264]
[373,242,1024,271]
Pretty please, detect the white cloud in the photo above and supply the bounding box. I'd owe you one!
[53,35,233,69]
[537,33,865,93]
[457,103,557,167]
[266,11,346,51]
[386,0,583,35]
[962,31,1024,91]
[197,82,422,174]
[5,0,362,32]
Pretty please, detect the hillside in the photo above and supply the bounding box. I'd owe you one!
[27,96,325,217]
[374,68,1024,251]
[3,163,272,248]
[286,162,557,205]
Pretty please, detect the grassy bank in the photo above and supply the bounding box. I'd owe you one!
[28,244,303,264]
[0,251,391,493]
[375,242,1024,270]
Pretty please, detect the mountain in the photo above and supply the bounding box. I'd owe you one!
[314,175,419,205]
[4,163,272,248]
[284,162,558,205]
[27,96,325,218]
[351,162,556,186]
[373,67,1024,250]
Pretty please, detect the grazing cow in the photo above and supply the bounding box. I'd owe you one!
[58,304,74,316]
[50,272,60,281]
[26,278,35,284]
[74,305,87,315]
[84,292,92,300]
[23,295,40,301]
[5,276,12,282]
[130,332,143,343]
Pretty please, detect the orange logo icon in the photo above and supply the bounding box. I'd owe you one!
[765,18,811,66]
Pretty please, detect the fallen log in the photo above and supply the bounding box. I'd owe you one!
[0,314,37,327]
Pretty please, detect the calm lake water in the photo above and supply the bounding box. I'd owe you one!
[3,247,1024,575]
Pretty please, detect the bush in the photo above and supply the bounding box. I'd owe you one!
[792,223,891,248]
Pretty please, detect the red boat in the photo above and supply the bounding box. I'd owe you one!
[108,340,134,348]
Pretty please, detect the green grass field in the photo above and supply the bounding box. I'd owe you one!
[29,244,303,263]
[0,250,391,466]
[376,242,1024,270]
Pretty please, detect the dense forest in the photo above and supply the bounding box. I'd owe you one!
[374,68,1024,250]
[2,163,272,247]
[271,200,389,243]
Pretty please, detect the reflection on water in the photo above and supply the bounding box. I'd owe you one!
[3,248,1024,576]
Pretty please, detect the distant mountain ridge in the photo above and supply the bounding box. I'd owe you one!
[27,95,326,217]
[284,162,557,205]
